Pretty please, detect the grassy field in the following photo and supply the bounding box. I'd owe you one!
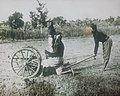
[0,35,120,96]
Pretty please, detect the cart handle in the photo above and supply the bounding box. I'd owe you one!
[65,55,94,68]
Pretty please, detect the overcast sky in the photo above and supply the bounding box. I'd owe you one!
[0,0,120,22]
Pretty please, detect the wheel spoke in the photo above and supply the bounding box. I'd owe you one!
[23,67,26,77]
[28,60,38,69]
[21,50,25,60]
[26,65,31,76]
[29,60,38,65]
[17,65,26,74]
[16,61,20,67]
[26,50,29,59]
[27,65,36,73]
[11,48,42,77]
[13,60,21,68]
[29,64,38,68]
[32,59,38,62]
[27,55,34,62]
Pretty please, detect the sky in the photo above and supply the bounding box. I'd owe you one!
[0,0,120,22]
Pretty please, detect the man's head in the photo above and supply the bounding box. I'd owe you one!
[90,23,97,33]
[90,23,98,34]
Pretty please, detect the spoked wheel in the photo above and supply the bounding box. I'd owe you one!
[11,46,42,78]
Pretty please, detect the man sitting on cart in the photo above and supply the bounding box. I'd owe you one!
[45,32,64,65]
[41,32,64,76]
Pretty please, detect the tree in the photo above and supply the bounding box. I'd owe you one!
[113,16,120,26]
[29,11,38,29]
[29,1,48,30]
[8,12,24,29]
[52,16,66,27]
[105,16,114,24]
[7,12,24,40]
[24,21,32,31]
[75,19,82,26]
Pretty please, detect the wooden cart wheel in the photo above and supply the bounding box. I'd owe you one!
[11,47,42,78]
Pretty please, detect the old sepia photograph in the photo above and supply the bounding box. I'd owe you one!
[0,0,120,96]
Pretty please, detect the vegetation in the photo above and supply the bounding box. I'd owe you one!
[0,1,120,96]
[0,2,120,42]
[0,79,55,96]
[29,1,48,29]
[7,12,24,29]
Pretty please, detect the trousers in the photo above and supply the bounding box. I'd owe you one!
[103,37,112,67]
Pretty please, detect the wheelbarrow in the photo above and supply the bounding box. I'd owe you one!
[10,46,94,78]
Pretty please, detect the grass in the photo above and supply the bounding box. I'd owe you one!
[74,75,120,96]
[1,65,120,96]
[0,79,55,96]
[0,34,120,96]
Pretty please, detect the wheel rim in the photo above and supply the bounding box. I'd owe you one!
[11,48,41,78]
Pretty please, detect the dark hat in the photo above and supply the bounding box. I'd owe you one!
[90,23,97,31]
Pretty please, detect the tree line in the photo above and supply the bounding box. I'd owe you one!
[0,2,120,42]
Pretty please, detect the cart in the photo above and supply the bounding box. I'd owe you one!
[11,46,94,78]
